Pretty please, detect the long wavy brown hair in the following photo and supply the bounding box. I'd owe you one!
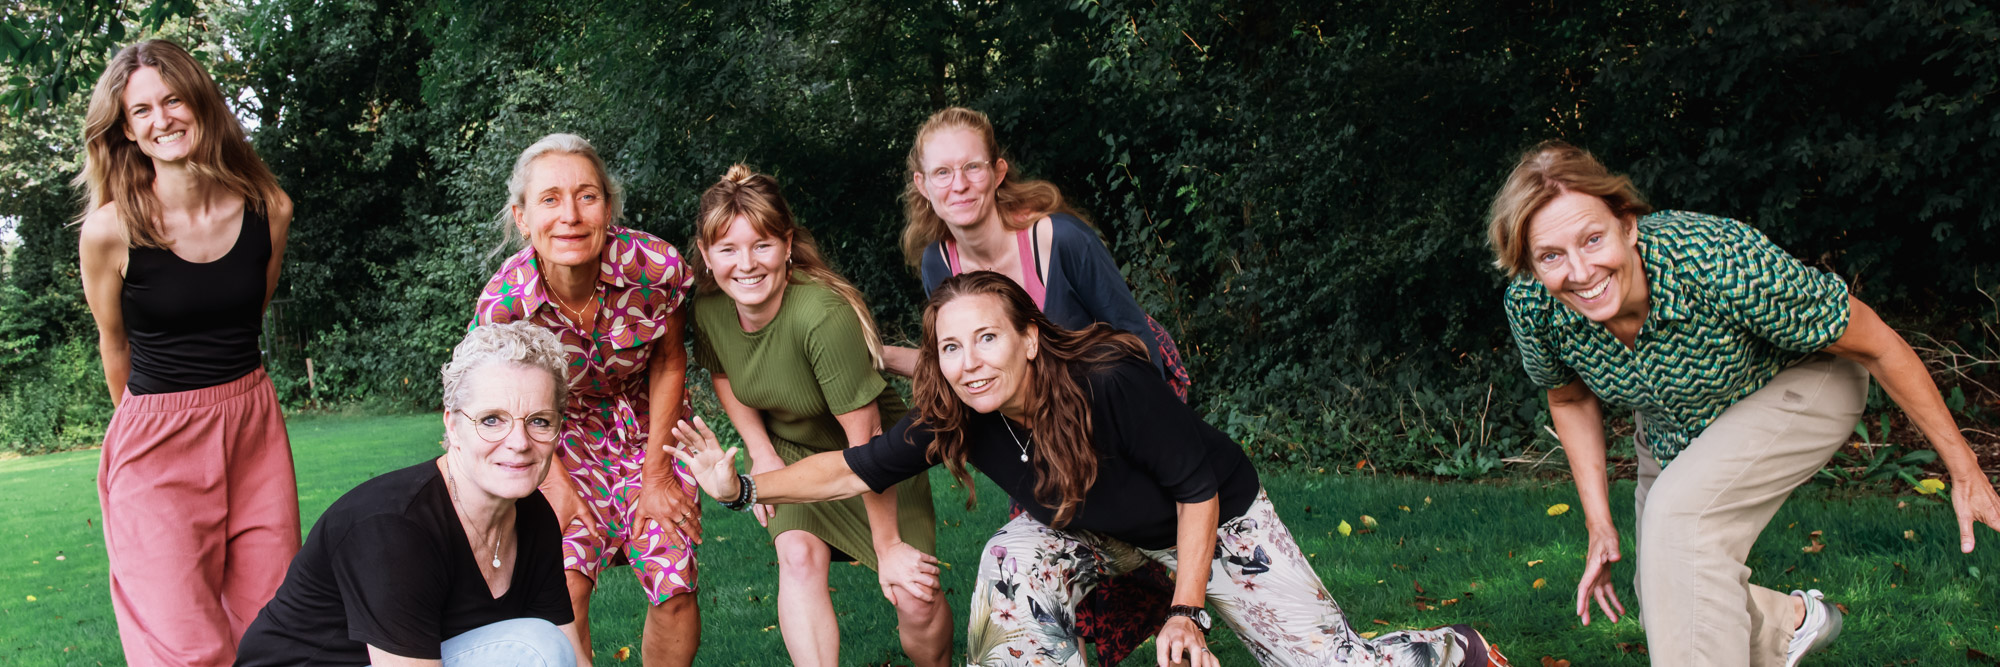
[690,164,884,368]
[73,39,282,248]
[912,271,1148,527]
[898,107,1084,267]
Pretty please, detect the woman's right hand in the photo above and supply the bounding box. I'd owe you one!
[875,540,942,604]
[666,416,744,505]
[1575,522,1626,626]
[748,455,787,527]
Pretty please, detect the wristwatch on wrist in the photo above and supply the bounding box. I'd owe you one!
[1166,604,1211,634]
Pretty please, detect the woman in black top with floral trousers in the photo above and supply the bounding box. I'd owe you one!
[670,272,1508,667]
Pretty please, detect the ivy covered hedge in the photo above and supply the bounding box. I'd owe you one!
[3,0,1996,466]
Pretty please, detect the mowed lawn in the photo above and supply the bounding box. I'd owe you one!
[3,413,1998,665]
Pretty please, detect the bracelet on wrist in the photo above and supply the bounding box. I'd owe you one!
[721,473,757,512]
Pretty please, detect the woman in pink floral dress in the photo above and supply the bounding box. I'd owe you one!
[472,133,702,665]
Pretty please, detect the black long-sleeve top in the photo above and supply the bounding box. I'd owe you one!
[844,356,1257,549]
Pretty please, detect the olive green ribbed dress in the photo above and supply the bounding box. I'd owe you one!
[690,277,938,567]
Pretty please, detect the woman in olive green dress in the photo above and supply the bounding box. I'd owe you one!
[687,165,950,667]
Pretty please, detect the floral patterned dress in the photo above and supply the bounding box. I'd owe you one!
[472,226,699,604]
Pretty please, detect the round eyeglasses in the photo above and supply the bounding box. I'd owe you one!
[454,410,561,443]
[921,160,993,189]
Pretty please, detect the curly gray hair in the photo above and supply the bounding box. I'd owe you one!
[441,320,570,412]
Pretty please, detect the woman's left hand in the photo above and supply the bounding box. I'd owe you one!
[1155,616,1216,667]
[1948,465,2000,552]
[637,474,701,548]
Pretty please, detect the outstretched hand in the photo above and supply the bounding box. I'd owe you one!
[1949,467,2000,553]
[667,416,744,504]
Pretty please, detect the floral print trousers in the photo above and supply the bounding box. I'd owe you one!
[968,489,1484,667]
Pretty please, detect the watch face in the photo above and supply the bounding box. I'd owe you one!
[1195,608,1212,630]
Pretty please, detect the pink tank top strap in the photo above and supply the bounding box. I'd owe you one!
[1015,227,1047,309]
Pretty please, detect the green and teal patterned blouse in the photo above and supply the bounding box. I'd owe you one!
[1504,210,1852,465]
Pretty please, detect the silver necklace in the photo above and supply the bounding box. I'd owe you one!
[1002,418,1031,463]
[443,456,504,569]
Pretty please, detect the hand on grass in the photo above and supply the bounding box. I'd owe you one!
[1948,465,2000,553]
[636,473,701,548]
[666,417,744,506]
[876,540,941,603]
[1575,523,1625,626]
[1156,616,1215,667]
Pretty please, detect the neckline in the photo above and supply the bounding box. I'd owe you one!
[156,205,252,265]
[432,462,516,601]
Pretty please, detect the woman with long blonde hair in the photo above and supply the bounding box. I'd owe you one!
[686,165,949,667]
[75,39,299,666]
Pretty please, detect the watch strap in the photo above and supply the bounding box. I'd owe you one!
[1166,604,1211,633]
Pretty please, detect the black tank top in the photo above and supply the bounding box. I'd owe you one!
[120,206,269,395]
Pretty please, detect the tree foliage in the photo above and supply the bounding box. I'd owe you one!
[3,0,1997,465]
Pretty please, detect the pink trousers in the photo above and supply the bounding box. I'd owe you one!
[98,368,301,667]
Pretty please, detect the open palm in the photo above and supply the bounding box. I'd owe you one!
[667,416,745,503]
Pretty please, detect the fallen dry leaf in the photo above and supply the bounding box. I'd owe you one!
[1527,559,1544,568]
[1904,530,1917,541]
[1361,515,1379,529]
[1371,619,1390,626]
[1547,503,1571,516]
[1916,479,1947,495]
[1358,631,1379,639]
[1338,520,1353,537]
[1532,578,1546,589]
[612,646,630,661]
[1540,657,1572,667]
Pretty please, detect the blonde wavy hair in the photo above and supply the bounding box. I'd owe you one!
[691,164,884,369]
[74,39,283,248]
[1487,140,1652,278]
[898,107,1081,267]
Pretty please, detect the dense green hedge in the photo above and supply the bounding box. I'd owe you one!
[3,0,1997,465]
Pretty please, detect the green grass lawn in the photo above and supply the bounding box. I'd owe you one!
[3,412,1997,665]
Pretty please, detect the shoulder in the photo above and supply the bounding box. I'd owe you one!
[79,202,126,251]
[606,226,692,276]
[1640,211,1766,256]
[475,248,543,324]
[264,189,295,231]
[1046,213,1098,247]
[919,241,947,289]
[787,279,856,327]
[1081,355,1159,394]
[321,461,439,533]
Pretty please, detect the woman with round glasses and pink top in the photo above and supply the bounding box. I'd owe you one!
[471,134,703,664]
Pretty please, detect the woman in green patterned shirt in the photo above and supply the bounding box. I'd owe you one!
[1489,140,2000,667]
[686,165,950,667]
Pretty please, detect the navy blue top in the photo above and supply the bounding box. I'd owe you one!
[844,357,1256,549]
[119,206,267,395]
[922,213,1170,379]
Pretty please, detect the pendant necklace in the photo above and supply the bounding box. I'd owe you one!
[543,275,596,332]
[443,456,504,568]
[1002,418,1031,463]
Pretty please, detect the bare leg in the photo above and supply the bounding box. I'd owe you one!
[642,593,700,666]
[561,570,596,666]
[773,530,838,667]
[891,584,953,667]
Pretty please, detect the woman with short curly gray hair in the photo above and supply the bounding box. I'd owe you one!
[238,321,586,666]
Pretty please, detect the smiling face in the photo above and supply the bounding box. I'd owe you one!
[914,127,1009,230]
[935,293,1039,419]
[120,65,199,164]
[1526,190,1649,325]
[702,215,791,312]
[513,152,610,270]
[442,362,560,502]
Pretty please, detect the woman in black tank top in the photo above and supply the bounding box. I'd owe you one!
[75,39,301,667]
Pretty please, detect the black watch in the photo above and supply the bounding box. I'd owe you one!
[1166,604,1211,634]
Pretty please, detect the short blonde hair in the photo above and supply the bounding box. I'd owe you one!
[1487,140,1652,278]
[442,321,569,412]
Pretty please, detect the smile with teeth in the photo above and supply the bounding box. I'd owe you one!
[965,379,993,391]
[732,275,766,287]
[1576,279,1610,300]
[155,131,184,144]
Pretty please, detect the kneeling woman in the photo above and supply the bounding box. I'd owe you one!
[236,322,582,667]
[671,272,1506,667]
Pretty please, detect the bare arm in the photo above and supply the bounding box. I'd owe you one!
[263,190,292,311]
[712,374,787,525]
[636,313,700,546]
[78,205,131,408]
[880,344,920,378]
[667,416,874,505]
[1823,295,2000,551]
[1156,495,1221,667]
[1547,379,1626,625]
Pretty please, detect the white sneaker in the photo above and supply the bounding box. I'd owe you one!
[1785,589,1842,666]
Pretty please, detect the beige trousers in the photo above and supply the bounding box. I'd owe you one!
[1632,354,1867,667]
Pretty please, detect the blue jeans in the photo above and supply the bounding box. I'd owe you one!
[435,617,576,667]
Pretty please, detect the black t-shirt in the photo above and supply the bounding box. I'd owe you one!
[236,460,572,666]
[844,356,1258,549]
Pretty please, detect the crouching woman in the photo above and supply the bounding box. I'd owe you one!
[235,321,584,667]
[669,271,1508,667]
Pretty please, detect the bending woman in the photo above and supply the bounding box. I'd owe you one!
[686,166,948,666]
[673,272,1507,667]
[1490,141,2000,666]
[76,39,299,667]
[237,322,580,667]
[472,134,701,664]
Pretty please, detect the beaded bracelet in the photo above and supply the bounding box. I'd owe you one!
[721,473,757,512]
